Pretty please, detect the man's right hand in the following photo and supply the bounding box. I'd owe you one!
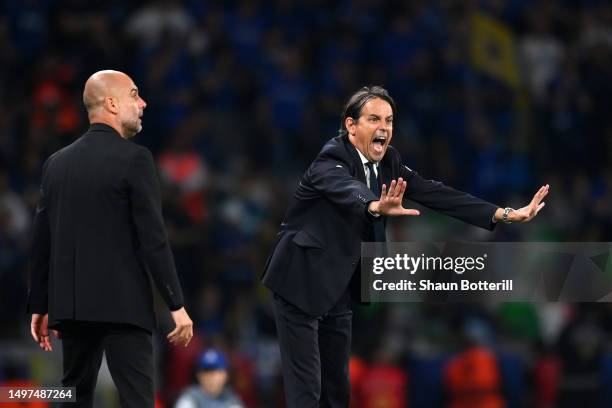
[368,178,421,217]
[30,313,60,352]
[167,307,193,347]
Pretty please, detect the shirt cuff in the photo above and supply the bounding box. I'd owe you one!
[368,208,381,218]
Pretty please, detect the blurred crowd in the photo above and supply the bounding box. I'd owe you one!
[3,0,612,407]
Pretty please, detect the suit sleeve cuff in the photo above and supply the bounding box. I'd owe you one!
[169,303,184,312]
[364,199,380,222]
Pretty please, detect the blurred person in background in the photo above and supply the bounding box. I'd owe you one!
[444,329,504,408]
[262,85,549,407]
[26,70,193,407]
[174,348,244,408]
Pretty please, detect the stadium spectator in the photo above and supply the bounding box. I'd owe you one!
[174,349,244,408]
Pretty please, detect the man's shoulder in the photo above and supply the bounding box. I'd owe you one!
[382,145,418,176]
[85,128,151,160]
[43,137,83,170]
[384,144,401,161]
[45,131,150,173]
[317,135,353,162]
[320,135,346,152]
[124,141,151,158]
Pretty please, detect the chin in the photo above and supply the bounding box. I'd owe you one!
[368,151,386,162]
[123,128,141,139]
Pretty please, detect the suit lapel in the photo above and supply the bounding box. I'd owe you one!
[342,136,367,183]
[380,156,392,188]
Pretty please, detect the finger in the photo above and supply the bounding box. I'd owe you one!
[533,185,546,198]
[186,328,193,346]
[380,184,387,200]
[401,180,407,196]
[167,328,179,341]
[390,178,401,198]
[396,180,407,200]
[402,208,420,216]
[39,336,51,351]
[168,326,190,344]
[529,204,537,217]
[395,179,404,198]
[534,185,549,203]
[43,336,52,351]
[178,330,191,347]
[531,187,545,205]
[388,180,397,196]
[397,178,405,198]
[536,202,545,213]
[31,326,39,343]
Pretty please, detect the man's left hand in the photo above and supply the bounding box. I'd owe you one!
[496,184,550,223]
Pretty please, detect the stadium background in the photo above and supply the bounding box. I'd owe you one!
[2,0,612,406]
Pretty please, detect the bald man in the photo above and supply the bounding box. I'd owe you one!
[27,70,193,407]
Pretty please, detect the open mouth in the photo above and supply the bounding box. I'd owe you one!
[371,135,387,154]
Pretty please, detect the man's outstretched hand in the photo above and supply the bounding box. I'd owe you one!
[495,184,550,223]
[368,178,420,217]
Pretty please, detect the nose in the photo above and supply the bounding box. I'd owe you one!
[140,97,147,109]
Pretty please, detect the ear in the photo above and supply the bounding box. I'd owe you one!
[345,117,357,136]
[104,96,119,114]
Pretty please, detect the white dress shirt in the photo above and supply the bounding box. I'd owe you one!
[354,147,381,217]
[354,147,378,189]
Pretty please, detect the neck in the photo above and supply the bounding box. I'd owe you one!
[89,116,126,138]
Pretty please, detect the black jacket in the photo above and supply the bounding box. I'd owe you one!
[26,123,184,331]
[262,135,498,316]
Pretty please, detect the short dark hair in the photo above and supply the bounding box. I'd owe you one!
[338,86,396,136]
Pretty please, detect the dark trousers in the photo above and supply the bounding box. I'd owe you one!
[273,290,352,408]
[58,321,154,408]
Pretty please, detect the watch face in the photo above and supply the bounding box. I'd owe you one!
[503,208,512,223]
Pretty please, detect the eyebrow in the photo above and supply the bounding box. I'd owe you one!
[368,114,393,119]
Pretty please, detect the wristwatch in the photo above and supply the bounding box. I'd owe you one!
[502,207,514,224]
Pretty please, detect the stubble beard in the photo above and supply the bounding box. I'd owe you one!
[121,117,142,138]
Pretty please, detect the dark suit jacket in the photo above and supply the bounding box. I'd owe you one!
[26,123,184,332]
[262,135,498,316]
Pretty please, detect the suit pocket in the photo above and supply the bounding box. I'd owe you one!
[292,229,324,249]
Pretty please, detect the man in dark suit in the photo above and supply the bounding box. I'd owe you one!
[27,70,194,407]
[262,86,549,407]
